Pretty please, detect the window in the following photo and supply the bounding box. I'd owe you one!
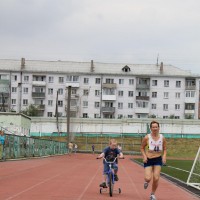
[83,101,88,107]
[118,91,123,97]
[163,116,168,119]
[118,102,123,109]
[83,89,89,96]
[47,112,53,117]
[95,78,101,84]
[58,88,63,95]
[83,113,88,118]
[12,75,17,81]
[105,79,114,84]
[129,79,134,85]
[11,99,16,105]
[175,116,180,119]
[163,104,168,110]
[66,75,79,82]
[176,81,181,88]
[23,99,28,105]
[164,80,169,87]
[128,115,133,118]
[48,100,53,106]
[136,101,148,108]
[95,90,100,96]
[58,101,63,107]
[152,104,156,109]
[119,79,124,84]
[95,102,100,108]
[84,78,89,84]
[152,80,157,86]
[58,77,64,83]
[175,104,180,110]
[175,92,181,98]
[152,92,157,98]
[48,88,53,95]
[128,91,134,97]
[71,89,77,95]
[164,92,169,99]
[12,87,17,93]
[94,114,100,118]
[23,88,28,94]
[118,114,123,119]
[186,91,195,97]
[24,76,29,82]
[49,76,54,83]
[128,103,133,108]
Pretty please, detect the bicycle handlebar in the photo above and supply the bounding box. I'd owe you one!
[96,156,125,163]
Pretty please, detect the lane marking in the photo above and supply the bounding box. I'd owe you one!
[121,163,144,200]
[77,164,101,200]
[4,174,60,200]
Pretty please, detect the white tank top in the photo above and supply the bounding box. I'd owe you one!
[148,134,163,152]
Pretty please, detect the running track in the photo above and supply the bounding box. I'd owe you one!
[0,154,198,200]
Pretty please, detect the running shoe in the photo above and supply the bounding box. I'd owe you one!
[99,182,107,188]
[144,182,149,189]
[114,174,119,181]
[150,194,156,200]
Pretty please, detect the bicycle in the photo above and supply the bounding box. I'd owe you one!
[97,156,124,197]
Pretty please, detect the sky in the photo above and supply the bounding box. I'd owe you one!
[0,0,200,74]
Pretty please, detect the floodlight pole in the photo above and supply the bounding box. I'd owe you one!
[67,86,72,143]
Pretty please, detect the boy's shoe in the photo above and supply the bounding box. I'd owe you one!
[114,174,119,181]
[150,194,156,200]
[99,182,107,188]
[144,182,149,189]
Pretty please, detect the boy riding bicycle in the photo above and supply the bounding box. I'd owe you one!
[97,139,124,188]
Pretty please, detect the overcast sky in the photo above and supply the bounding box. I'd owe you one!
[0,0,200,74]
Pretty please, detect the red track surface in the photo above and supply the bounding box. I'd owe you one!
[0,154,198,200]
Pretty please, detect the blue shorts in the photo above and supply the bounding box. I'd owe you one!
[144,156,162,168]
[103,162,118,174]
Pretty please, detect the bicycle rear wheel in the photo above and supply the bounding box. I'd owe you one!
[109,173,114,197]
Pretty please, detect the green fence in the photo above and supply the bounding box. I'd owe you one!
[1,133,67,161]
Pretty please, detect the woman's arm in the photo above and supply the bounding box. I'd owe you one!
[141,136,148,163]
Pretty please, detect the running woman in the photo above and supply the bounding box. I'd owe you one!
[141,120,167,200]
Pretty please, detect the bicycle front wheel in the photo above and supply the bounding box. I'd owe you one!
[109,173,113,197]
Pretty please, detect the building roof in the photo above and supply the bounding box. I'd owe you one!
[0,58,198,77]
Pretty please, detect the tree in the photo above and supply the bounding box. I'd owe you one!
[21,104,39,116]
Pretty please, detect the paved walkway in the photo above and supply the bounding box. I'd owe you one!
[0,154,199,200]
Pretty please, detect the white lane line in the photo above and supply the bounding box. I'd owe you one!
[4,174,60,200]
[121,164,144,200]
[77,165,101,200]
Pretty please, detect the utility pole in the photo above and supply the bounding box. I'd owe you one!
[67,86,72,143]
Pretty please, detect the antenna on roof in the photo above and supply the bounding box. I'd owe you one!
[156,54,159,66]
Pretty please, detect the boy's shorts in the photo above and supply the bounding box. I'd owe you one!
[144,156,162,168]
[103,162,118,174]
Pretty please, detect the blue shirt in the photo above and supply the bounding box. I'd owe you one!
[103,146,120,163]
[0,135,5,145]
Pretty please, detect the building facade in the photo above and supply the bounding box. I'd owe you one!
[0,58,200,119]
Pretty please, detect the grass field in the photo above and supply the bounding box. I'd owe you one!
[133,158,194,183]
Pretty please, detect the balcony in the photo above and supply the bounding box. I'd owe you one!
[32,81,46,86]
[66,82,80,88]
[65,105,78,112]
[134,107,149,114]
[102,107,115,113]
[136,96,150,101]
[34,104,45,110]
[102,95,116,101]
[65,93,79,99]
[185,85,196,90]
[184,110,195,114]
[102,83,117,89]
[136,84,150,90]
[32,92,45,98]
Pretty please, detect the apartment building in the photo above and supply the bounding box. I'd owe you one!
[0,58,199,119]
